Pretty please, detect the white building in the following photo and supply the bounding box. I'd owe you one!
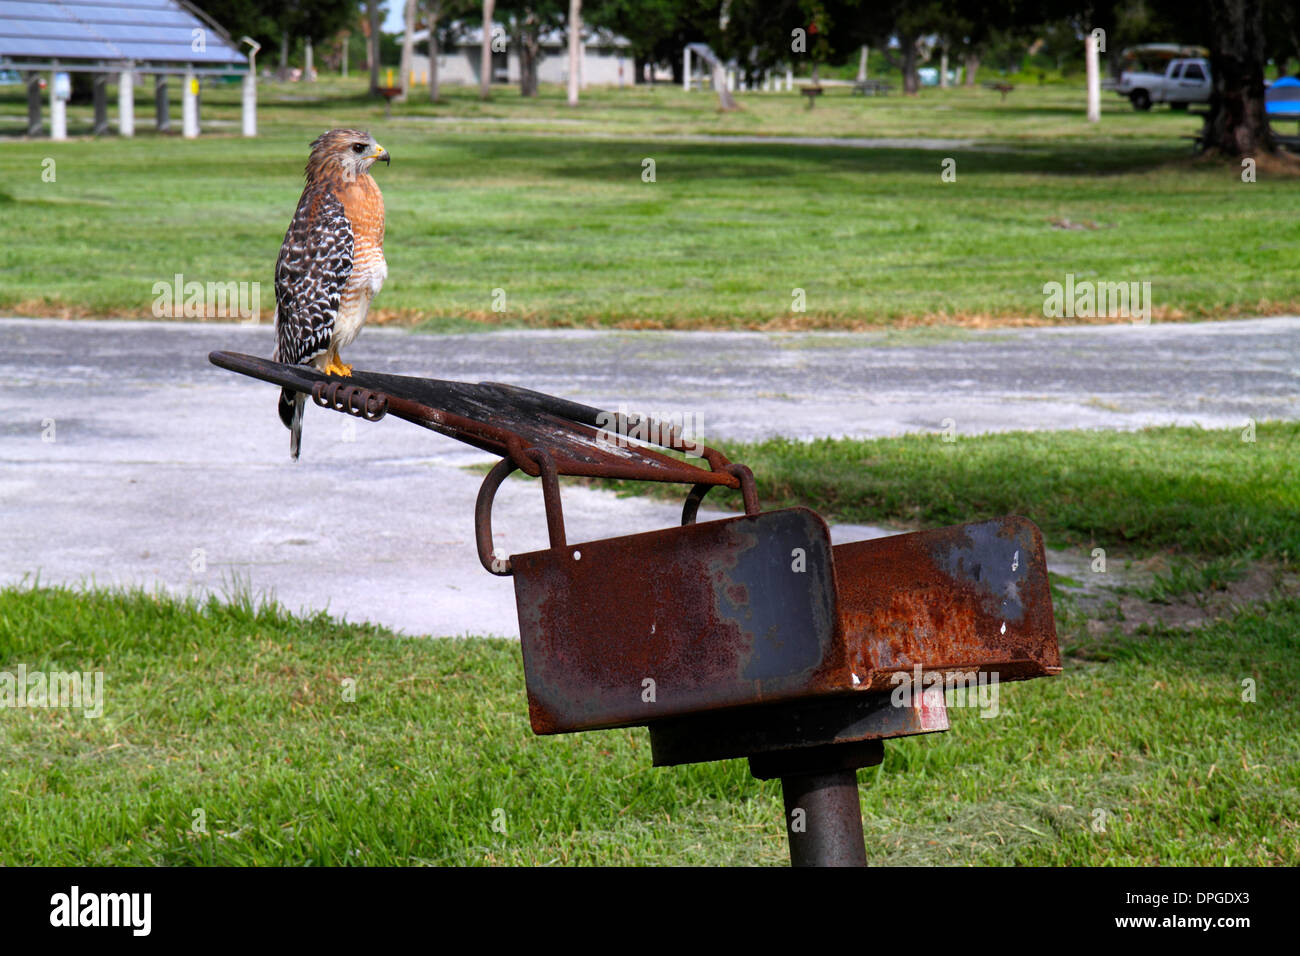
[410,23,633,88]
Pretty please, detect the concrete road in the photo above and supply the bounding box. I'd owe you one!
[1,316,1295,637]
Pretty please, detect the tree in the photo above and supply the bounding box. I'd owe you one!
[586,0,686,82]
[398,0,418,100]
[425,1,473,100]
[1203,0,1273,154]
[498,1,566,96]
[868,2,943,95]
[427,1,444,99]
[1114,0,1295,155]
[568,0,582,105]
[481,0,496,99]
[367,0,383,92]
[201,0,357,79]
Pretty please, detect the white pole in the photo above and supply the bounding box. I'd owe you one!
[182,67,199,138]
[242,72,257,136]
[683,47,691,91]
[118,69,134,136]
[241,39,259,137]
[50,72,66,141]
[1085,34,1101,123]
[785,64,793,91]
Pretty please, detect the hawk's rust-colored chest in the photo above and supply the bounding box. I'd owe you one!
[337,174,385,252]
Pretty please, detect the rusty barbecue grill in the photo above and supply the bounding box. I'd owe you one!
[210,351,1062,867]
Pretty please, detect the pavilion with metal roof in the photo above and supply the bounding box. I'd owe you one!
[0,0,256,139]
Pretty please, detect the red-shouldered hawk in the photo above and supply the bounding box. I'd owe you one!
[273,128,390,459]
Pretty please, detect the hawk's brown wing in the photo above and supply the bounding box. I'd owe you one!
[273,182,355,367]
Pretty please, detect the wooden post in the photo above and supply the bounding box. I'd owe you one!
[683,46,691,91]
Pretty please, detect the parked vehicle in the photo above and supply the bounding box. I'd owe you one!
[1116,57,1211,111]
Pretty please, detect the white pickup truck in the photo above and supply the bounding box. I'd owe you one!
[1116,57,1211,111]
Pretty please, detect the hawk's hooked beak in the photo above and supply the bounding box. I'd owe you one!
[369,144,391,166]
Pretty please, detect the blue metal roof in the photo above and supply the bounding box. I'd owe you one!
[0,0,246,65]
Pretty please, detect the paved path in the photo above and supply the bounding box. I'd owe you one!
[1,316,1295,637]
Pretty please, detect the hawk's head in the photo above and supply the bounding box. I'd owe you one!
[305,128,390,184]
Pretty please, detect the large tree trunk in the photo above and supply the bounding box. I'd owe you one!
[567,0,582,106]
[367,1,381,94]
[397,0,417,101]
[901,36,920,95]
[1204,0,1273,155]
[964,52,980,88]
[278,31,290,81]
[479,0,495,99]
[519,13,541,97]
[427,2,441,102]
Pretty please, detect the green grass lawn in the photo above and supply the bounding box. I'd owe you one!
[1,585,1294,866]
[1,422,1296,866]
[616,421,1300,568]
[1,79,1296,327]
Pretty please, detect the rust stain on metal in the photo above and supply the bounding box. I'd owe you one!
[834,516,1061,690]
[516,513,1059,735]
[514,508,840,734]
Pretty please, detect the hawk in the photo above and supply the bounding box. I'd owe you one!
[273,128,390,459]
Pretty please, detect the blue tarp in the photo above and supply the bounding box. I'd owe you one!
[1266,76,1300,117]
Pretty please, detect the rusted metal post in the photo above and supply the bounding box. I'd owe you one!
[782,771,867,867]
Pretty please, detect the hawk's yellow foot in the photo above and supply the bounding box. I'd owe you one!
[324,357,353,377]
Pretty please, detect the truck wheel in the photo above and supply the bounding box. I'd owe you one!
[1130,90,1151,111]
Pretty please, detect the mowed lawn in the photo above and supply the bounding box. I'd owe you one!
[1,79,1297,326]
[1,424,1296,866]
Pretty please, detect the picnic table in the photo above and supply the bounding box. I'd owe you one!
[852,79,894,96]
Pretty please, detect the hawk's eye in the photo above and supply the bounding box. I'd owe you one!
[352,143,367,154]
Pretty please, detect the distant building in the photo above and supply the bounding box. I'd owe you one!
[411,23,633,88]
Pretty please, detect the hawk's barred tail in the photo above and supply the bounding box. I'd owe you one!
[278,387,306,460]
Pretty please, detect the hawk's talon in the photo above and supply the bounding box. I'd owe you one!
[324,359,353,377]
